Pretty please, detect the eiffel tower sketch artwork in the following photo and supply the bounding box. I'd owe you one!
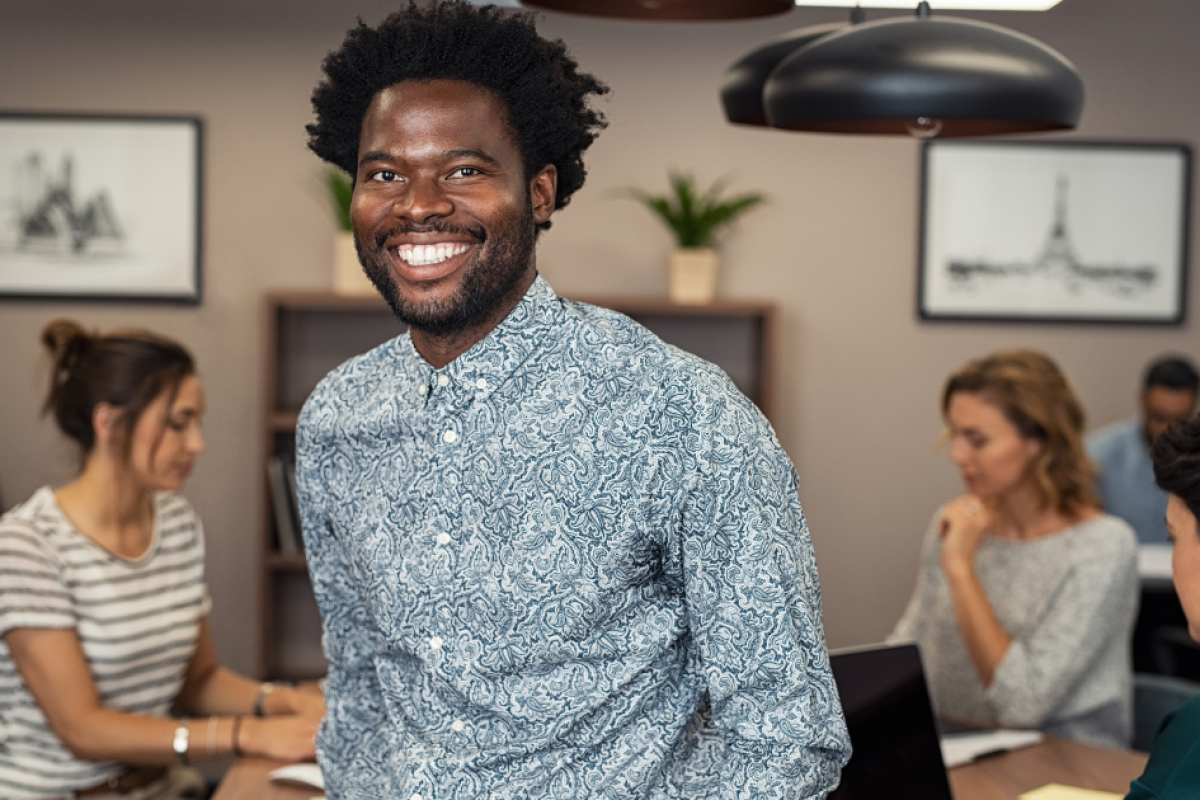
[945,176,1158,297]
[12,152,126,257]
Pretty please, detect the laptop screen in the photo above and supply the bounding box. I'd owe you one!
[827,643,955,800]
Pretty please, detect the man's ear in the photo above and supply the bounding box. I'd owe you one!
[530,164,558,226]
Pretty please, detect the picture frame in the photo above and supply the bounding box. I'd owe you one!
[0,112,202,303]
[918,140,1190,324]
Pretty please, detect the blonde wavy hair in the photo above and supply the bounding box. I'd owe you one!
[941,348,1099,518]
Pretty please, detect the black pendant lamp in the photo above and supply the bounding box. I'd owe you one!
[727,1,1084,138]
[521,0,791,21]
[721,21,848,126]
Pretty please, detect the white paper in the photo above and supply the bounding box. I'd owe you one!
[940,729,1044,768]
[268,763,325,790]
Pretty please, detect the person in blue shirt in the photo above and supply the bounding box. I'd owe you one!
[1088,356,1198,545]
[295,3,851,799]
[1127,414,1200,798]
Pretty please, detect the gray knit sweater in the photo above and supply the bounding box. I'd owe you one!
[888,512,1139,748]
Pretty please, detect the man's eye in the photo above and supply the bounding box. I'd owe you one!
[372,170,398,182]
[451,167,481,178]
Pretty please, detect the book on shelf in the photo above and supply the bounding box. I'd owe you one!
[267,454,303,557]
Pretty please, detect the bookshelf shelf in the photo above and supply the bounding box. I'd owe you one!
[257,290,775,680]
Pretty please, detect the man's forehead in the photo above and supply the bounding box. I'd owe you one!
[1144,386,1198,411]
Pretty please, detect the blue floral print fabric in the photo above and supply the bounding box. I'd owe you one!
[296,276,850,799]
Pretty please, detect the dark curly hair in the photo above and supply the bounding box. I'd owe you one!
[306,1,609,231]
[1151,414,1200,522]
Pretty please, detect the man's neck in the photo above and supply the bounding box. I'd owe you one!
[411,269,538,369]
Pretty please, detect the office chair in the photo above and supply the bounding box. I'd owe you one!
[1132,672,1200,752]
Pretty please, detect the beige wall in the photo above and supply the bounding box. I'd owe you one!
[0,0,1197,674]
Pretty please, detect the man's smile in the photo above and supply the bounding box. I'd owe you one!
[395,242,473,267]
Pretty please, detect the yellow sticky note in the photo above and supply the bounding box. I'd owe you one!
[1019,784,1123,800]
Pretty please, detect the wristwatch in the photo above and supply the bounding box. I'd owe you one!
[253,681,292,717]
[172,723,190,765]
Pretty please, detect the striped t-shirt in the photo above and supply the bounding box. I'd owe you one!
[0,486,211,799]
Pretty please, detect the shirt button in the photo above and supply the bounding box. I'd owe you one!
[475,378,488,390]
[436,532,451,545]
[451,720,465,732]
[443,430,458,444]
[437,374,450,387]
[417,384,427,396]
[430,636,444,650]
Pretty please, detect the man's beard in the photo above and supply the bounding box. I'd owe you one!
[355,205,536,336]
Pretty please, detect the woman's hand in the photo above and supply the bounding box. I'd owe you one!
[938,495,991,577]
[239,715,321,762]
[935,496,1012,686]
[271,685,326,720]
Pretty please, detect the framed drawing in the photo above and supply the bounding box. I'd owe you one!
[0,112,202,302]
[918,140,1190,324]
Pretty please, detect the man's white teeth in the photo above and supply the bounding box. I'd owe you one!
[397,243,470,266]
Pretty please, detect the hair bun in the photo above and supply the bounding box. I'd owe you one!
[41,319,92,379]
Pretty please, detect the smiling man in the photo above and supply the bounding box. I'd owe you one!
[296,3,849,799]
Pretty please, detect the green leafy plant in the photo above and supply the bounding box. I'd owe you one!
[322,167,353,232]
[625,171,766,249]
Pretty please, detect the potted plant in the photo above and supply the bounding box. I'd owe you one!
[625,171,766,303]
[321,167,375,295]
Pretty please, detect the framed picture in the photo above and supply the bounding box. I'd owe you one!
[0,112,202,302]
[918,140,1190,324]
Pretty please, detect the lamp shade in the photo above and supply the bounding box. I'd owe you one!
[763,13,1084,136]
[521,0,791,21]
[721,23,844,126]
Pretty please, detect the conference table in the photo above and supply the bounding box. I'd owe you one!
[212,736,1149,800]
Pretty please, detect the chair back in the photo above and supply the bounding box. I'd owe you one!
[1133,672,1200,752]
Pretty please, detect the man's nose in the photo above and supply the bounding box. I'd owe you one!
[394,177,453,222]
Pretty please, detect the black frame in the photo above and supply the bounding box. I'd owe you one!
[918,139,1190,325]
[0,111,203,303]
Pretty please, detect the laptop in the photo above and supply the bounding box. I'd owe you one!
[827,642,955,800]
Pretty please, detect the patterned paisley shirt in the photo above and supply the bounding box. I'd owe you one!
[296,276,850,800]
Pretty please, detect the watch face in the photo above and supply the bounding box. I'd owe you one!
[173,725,189,760]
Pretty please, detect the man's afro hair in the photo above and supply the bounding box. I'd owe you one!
[306,1,609,227]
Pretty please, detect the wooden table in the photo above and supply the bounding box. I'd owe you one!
[948,736,1147,799]
[213,737,1149,800]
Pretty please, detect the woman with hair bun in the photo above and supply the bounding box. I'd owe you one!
[889,349,1139,747]
[0,320,322,800]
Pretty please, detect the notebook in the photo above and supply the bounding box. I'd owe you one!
[827,642,955,800]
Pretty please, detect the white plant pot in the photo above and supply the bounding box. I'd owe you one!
[668,248,718,304]
[333,230,377,296]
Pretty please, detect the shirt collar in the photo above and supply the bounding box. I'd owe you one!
[410,274,563,407]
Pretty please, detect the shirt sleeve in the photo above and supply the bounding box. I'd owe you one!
[296,408,397,800]
[660,372,852,800]
[0,520,75,636]
[985,527,1138,730]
